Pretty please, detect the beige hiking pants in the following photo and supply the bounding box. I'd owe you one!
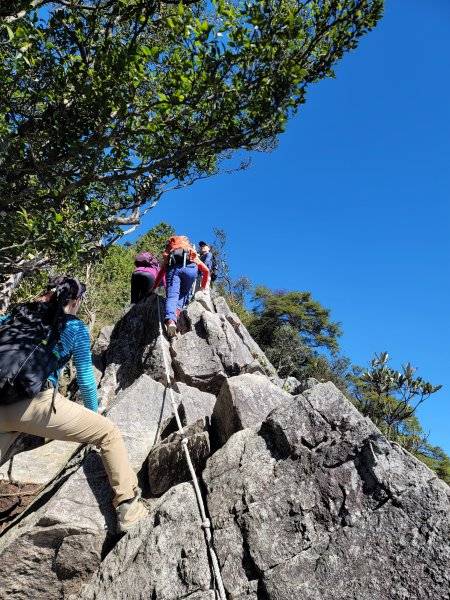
[0,388,138,507]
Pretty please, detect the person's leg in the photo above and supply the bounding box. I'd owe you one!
[177,264,199,312]
[131,271,155,303]
[138,271,155,300]
[0,389,137,507]
[165,266,181,322]
[130,272,140,304]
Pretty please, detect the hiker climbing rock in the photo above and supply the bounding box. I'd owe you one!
[131,251,163,304]
[152,236,209,338]
[196,241,213,295]
[0,275,148,533]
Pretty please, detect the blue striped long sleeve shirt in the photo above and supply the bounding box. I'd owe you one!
[0,313,98,412]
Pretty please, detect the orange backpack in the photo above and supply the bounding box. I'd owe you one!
[163,236,198,267]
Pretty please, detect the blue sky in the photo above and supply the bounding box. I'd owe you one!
[129,0,450,453]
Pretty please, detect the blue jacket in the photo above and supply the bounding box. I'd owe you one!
[200,251,213,271]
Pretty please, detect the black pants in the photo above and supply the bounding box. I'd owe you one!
[130,271,156,304]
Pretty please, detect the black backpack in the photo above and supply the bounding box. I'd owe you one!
[0,302,73,404]
[210,255,220,282]
[168,248,191,267]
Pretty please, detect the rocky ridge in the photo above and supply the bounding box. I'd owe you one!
[0,292,448,599]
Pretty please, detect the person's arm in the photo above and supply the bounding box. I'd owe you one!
[64,320,98,412]
[152,262,167,291]
[196,259,210,289]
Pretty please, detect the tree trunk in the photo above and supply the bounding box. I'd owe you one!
[0,272,23,315]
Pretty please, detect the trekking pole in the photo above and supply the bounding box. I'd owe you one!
[156,296,227,600]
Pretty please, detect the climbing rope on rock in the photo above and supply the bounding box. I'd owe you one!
[156,295,226,600]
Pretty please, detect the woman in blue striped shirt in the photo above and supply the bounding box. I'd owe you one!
[0,275,148,533]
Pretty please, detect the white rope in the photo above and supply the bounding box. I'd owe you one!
[156,296,227,600]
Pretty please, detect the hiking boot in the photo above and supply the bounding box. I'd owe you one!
[166,320,177,338]
[116,490,149,534]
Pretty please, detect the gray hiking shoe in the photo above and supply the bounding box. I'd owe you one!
[166,320,177,338]
[116,490,149,534]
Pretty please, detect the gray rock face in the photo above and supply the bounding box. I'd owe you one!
[2,295,449,600]
[98,294,172,406]
[0,432,47,469]
[194,288,215,313]
[213,295,277,377]
[175,381,216,426]
[92,325,114,356]
[78,483,214,600]
[211,373,292,447]
[0,526,103,600]
[0,439,80,485]
[270,375,316,394]
[149,420,211,496]
[203,382,450,599]
[91,325,114,385]
[171,299,271,394]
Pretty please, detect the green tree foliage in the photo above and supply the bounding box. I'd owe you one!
[131,221,174,257]
[81,245,133,335]
[211,228,232,294]
[0,0,384,276]
[260,323,308,378]
[298,354,351,392]
[350,352,442,439]
[421,446,450,486]
[349,352,449,484]
[248,286,342,352]
[247,286,344,385]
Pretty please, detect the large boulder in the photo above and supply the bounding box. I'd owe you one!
[175,382,216,426]
[0,439,80,485]
[213,295,277,377]
[171,299,271,394]
[77,483,215,600]
[203,382,450,599]
[211,373,292,447]
[98,294,172,406]
[2,294,449,600]
[148,420,211,496]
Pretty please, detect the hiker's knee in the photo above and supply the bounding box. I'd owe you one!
[95,419,124,450]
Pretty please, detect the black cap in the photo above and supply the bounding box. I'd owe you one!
[199,241,209,247]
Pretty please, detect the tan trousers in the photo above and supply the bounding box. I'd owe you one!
[0,389,138,507]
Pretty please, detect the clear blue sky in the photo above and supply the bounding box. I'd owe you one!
[130,0,450,453]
